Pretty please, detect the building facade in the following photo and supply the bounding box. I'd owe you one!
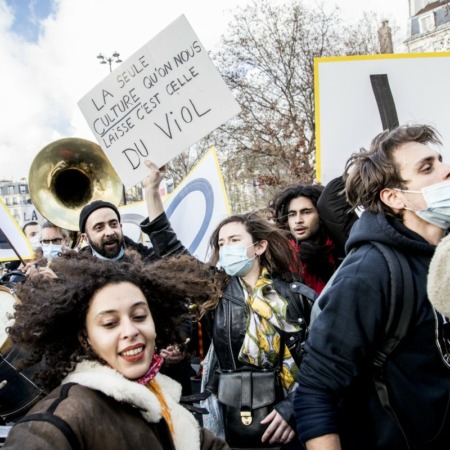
[405,0,450,52]
[0,180,41,227]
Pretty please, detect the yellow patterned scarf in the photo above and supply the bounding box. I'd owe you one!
[238,268,302,392]
[146,378,174,437]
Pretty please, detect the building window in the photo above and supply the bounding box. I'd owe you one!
[411,0,437,17]
[5,198,10,206]
[420,13,435,33]
[7,186,14,195]
[19,184,27,194]
[12,197,18,205]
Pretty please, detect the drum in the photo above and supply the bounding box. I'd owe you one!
[0,286,16,355]
[0,348,45,423]
[0,286,44,423]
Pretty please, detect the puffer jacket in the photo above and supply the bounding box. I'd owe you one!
[3,361,228,450]
[212,275,316,430]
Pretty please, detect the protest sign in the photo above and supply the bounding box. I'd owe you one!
[79,15,241,188]
[119,146,230,261]
[0,198,34,262]
[315,52,450,184]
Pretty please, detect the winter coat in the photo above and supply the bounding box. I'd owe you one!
[294,211,450,449]
[3,360,228,450]
[427,232,450,318]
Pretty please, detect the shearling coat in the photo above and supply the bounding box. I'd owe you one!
[3,360,228,450]
[428,232,450,318]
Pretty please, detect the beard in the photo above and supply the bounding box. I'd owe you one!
[88,234,125,259]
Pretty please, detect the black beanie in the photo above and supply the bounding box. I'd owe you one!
[79,200,121,232]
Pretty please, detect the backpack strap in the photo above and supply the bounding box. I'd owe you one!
[371,242,415,449]
[371,242,415,362]
[15,383,80,450]
[307,241,415,446]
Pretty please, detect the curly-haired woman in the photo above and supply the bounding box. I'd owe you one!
[3,252,228,450]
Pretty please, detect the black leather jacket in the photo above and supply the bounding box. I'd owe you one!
[212,275,316,429]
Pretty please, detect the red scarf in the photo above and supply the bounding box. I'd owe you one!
[289,238,335,294]
[137,353,174,438]
[136,353,164,385]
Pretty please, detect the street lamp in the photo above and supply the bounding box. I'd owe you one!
[96,51,122,72]
[96,51,126,204]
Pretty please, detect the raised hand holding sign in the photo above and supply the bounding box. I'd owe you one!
[78,15,241,189]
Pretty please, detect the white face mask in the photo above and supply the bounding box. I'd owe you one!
[29,235,41,249]
[397,179,450,229]
[43,244,63,260]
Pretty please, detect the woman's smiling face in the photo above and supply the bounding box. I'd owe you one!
[85,282,156,380]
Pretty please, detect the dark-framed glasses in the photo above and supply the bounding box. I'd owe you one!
[40,238,63,246]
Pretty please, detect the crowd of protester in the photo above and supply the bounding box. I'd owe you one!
[1,123,450,449]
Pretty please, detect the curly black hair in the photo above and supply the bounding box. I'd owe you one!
[9,251,218,391]
[269,184,335,282]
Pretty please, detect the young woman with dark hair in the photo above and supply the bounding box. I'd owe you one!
[139,206,316,449]
[3,252,228,450]
[201,212,315,449]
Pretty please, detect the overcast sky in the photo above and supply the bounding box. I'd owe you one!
[0,0,409,181]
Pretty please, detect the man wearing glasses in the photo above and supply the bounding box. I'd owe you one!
[40,221,71,260]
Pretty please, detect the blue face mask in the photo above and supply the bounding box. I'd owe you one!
[219,244,256,277]
[43,244,63,260]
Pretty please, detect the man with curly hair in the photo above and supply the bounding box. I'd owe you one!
[270,184,337,293]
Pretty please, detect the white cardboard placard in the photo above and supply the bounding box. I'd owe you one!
[78,15,241,188]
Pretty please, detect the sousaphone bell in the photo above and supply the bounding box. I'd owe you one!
[29,138,123,231]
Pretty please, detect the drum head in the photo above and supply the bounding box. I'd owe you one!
[0,286,16,354]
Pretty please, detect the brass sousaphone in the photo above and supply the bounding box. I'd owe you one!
[29,138,123,231]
